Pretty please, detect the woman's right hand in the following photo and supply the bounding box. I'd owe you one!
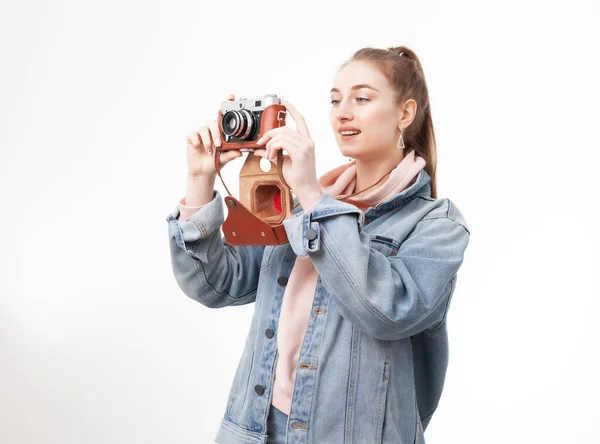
[186,94,243,178]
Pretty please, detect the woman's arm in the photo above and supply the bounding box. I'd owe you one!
[283,193,470,340]
[166,189,266,308]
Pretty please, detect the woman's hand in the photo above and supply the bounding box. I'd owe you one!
[253,99,322,208]
[186,93,243,178]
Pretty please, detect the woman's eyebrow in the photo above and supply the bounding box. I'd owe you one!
[330,84,380,93]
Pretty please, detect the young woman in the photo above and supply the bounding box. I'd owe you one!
[166,46,471,444]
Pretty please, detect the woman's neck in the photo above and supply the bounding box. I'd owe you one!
[354,152,405,194]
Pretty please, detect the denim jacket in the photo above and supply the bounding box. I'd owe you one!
[166,169,470,444]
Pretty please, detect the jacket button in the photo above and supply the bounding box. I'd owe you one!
[254,384,265,396]
[305,229,317,240]
[265,328,274,339]
[277,276,288,286]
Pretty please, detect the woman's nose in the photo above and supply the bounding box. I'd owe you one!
[335,101,353,121]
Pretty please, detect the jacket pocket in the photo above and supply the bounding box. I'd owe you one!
[376,341,392,442]
[370,235,401,257]
[375,361,392,442]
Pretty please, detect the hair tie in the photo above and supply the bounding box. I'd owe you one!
[387,46,404,57]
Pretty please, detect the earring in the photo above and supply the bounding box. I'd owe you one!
[397,126,405,149]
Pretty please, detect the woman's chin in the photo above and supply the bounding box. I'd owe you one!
[339,145,366,161]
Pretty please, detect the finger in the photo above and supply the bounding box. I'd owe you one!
[266,134,297,155]
[265,134,284,160]
[266,138,298,163]
[256,126,300,146]
[198,126,213,156]
[187,130,201,147]
[255,128,275,146]
[280,98,310,136]
[262,151,291,166]
[263,147,279,165]
[252,148,267,157]
[220,149,243,165]
[207,119,221,148]
[267,146,296,166]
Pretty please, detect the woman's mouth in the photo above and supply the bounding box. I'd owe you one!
[339,130,361,139]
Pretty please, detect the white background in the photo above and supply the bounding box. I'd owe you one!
[1,0,599,443]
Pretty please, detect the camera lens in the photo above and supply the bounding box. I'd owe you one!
[222,109,255,140]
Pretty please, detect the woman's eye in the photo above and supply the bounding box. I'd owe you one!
[331,98,369,105]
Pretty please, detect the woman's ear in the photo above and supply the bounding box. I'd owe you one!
[398,98,418,129]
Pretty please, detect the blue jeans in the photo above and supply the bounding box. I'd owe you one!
[266,404,288,444]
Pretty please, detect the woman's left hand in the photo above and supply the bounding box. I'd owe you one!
[254,99,322,207]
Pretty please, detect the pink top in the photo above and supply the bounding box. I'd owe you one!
[177,150,427,415]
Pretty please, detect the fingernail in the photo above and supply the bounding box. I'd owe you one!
[215,138,221,147]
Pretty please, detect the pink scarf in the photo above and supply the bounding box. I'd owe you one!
[318,149,427,208]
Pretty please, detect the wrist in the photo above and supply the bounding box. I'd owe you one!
[295,184,323,211]
[187,172,216,181]
[185,174,216,207]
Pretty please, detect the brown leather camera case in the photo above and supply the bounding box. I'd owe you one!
[215,104,293,246]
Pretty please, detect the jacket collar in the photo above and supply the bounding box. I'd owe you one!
[292,168,431,216]
[364,168,431,215]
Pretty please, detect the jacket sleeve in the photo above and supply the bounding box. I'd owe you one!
[166,190,265,308]
[283,193,470,340]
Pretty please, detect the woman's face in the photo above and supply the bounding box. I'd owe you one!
[330,61,402,160]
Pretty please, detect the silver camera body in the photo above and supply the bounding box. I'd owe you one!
[220,94,281,144]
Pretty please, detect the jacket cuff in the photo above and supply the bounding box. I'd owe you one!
[283,193,364,256]
[165,190,224,261]
[177,197,208,221]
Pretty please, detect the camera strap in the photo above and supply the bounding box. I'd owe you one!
[214,157,234,198]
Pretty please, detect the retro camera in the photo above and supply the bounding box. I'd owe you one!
[218,94,286,150]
